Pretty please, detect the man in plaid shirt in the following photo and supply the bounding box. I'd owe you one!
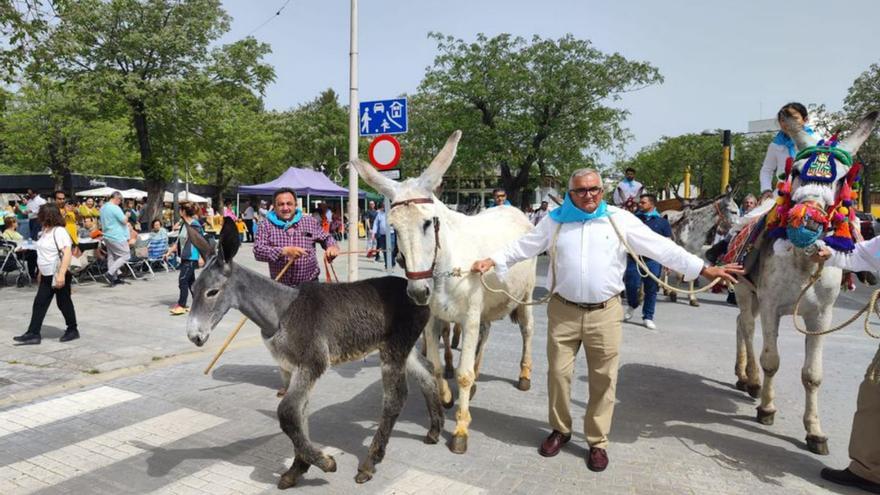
[254,188,339,286]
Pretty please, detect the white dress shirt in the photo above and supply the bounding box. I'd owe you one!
[490,206,705,304]
[826,236,880,273]
[26,195,46,219]
[612,180,644,206]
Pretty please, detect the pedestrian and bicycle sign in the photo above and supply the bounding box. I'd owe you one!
[359,98,408,136]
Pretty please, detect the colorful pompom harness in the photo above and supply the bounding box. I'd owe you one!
[765,136,861,253]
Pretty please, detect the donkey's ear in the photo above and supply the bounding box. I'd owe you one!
[185,222,215,259]
[219,217,240,263]
[839,110,880,155]
[417,130,461,192]
[781,113,818,151]
[349,159,398,198]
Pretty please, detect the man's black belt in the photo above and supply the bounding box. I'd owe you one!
[554,294,614,311]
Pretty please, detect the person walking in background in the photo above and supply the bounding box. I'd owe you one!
[13,204,80,345]
[242,200,255,243]
[222,199,237,221]
[99,191,130,286]
[164,204,203,315]
[623,193,672,330]
[25,189,46,241]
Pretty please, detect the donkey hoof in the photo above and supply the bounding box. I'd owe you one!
[756,407,775,425]
[444,366,454,379]
[450,435,468,454]
[355,469,373,484]
[442,396,454,409]
[689,299,700,307]
[517,377,531,391]
[277,472,298,490]
[669,293,678,303]
[747,384,762,399]
[806,435,830,455]
[424,430,441,444]
[735,380,747,392]
[318,455,337,473]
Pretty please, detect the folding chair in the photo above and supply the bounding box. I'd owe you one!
[69,249,97,284]
[124,237,151,279]
[145,235,172,273]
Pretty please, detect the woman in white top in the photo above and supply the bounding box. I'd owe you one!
[13,204,79,345]
[759,102,818,197]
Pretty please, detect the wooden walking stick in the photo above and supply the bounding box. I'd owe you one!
[203,258,295,374]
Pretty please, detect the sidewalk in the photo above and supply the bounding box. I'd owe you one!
[0,239,400,403]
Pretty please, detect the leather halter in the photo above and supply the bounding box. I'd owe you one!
[389,197,441,280]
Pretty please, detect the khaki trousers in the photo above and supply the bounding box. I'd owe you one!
[848,347,880,484]
[547,294,623,449]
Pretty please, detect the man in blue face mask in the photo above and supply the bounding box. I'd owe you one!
[613,168,644,209]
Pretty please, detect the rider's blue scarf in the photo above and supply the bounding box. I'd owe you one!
[549,194,609,223]
[773,125,816,158]
[636,208,661,219]
[267,209,303,231]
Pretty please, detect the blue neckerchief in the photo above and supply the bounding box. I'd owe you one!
[267,209,302,230]
[772,125,816,158]
[624,178,634,183]
[636,208,661,219]
[488,200,512,208]
[549,195,609,223]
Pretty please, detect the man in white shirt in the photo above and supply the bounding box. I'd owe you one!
[813,240,880,494]
[370,203,395,267]
[241,200,255,243]
[612,167,644,210]
[25,189,46,241]
[472,168,740,472]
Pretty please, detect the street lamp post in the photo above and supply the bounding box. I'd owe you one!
[346,0,359,282]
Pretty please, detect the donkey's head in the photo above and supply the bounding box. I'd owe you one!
[185,217,241,347]
[783,111,879,247]
[713,186,741,235]
[351,130,462,305]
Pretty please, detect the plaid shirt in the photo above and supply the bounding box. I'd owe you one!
[254,215,336,286]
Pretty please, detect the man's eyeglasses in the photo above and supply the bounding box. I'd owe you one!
[570,187,603,198]
[494,194,506,199]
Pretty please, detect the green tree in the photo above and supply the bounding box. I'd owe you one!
[272,89,350,172]
[843,63,880,202]
[622,132,773,199]
[407,32,663,205]
[36,0,274,219]
[0,81,137,188]
[0,1,64,81]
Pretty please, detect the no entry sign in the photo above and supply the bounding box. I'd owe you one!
[368,135,401,171]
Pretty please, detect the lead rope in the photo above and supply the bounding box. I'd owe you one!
[606,213,724,295]
[477,224,562,306]
[790,261,880,339]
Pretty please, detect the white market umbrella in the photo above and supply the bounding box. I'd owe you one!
[121,188,148,199]
[163,190,209,203]
[75,187,120,197]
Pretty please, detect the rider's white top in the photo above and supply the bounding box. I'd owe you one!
[490,206,704,304]
[826,236,880,273]
[612,179,644,206]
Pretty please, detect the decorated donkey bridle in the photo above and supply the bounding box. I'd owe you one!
[389,197,442,280]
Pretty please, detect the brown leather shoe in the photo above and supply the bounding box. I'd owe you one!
[821,468,880,494]
[588,447,609,472]
[539,430,571,457]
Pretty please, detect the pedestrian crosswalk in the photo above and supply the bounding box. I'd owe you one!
[0,386,140,439]
[0,385,488,495]
[0,408,226,495]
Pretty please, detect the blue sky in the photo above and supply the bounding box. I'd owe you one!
[219,0,880,162]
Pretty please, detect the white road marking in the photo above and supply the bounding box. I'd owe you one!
[383,468,486,495]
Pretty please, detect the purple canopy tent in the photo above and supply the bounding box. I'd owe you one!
[237,167,366,213]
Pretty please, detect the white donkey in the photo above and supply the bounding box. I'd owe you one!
[351,131,537,454]
[734,111,879,455]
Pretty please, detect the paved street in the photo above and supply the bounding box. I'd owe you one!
[0,242,877,494]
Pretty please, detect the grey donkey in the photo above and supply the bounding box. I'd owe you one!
[184,218,444,488]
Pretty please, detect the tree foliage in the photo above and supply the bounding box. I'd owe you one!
[34,0,273,218]
[843,63,880,193]
[403,32,663,205]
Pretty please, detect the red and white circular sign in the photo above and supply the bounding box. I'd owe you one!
[368,135,401,170]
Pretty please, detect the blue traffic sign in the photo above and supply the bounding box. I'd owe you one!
[359,98,408,136]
